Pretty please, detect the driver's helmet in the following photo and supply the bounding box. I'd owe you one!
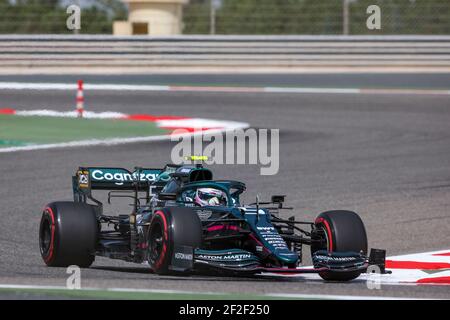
[194,188,227,207]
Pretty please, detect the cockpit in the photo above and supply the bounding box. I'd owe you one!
[158,165,246,207]
[178,181,245,207]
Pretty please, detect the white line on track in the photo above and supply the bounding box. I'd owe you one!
[264,87,360,94]
[0,82,449,95]
[0,284,424,300]
[265,293,422,300]
[0,127,245,153]
[0,284,219,296]
[0,82,170,91]
[14,110,127,119]
[0,135,173,153]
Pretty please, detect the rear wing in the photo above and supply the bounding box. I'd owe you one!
[74,167,163,190]
[72,165,179,202]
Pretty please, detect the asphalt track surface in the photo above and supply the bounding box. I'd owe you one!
[0,74,449,299]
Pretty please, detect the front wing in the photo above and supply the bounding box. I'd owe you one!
[169,247,379,277]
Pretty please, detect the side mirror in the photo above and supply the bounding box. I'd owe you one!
[271,195,285,204]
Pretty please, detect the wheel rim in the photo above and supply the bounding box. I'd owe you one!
[312,224,330,255]
[39,218,52,256]
[321,225,331,252]
[148,221,164,265]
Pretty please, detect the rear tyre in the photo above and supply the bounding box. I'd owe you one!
[39,201,98,268]
[147,207,202,275]
[312,210,367,281]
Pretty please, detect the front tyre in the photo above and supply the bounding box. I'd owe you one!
[147,207,202,275]
[312,210,368,281]
[39,201,98,268]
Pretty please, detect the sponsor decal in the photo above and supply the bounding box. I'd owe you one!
[174,252,193,261]
[91,169,158,185]
[242,209,266,215]
[77,170,89,188]
[257,230,288,249]
[197,253,253,261]
[256,226,275,231]
[314,255,360,262]
[195,209,213,221]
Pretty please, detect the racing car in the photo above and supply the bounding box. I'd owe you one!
[38,161,386,281]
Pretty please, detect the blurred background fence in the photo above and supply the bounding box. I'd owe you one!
[0,0,449,35]
[1,35,450,73]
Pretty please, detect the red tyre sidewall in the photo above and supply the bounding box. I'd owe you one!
[149,210,173,272]
[40,206,57,265]
[314,217,334,252]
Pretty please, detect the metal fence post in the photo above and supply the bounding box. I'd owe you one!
[343,0,350,35]
[210,0,216,35]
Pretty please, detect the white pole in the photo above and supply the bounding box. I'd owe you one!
[76,80,84,118]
